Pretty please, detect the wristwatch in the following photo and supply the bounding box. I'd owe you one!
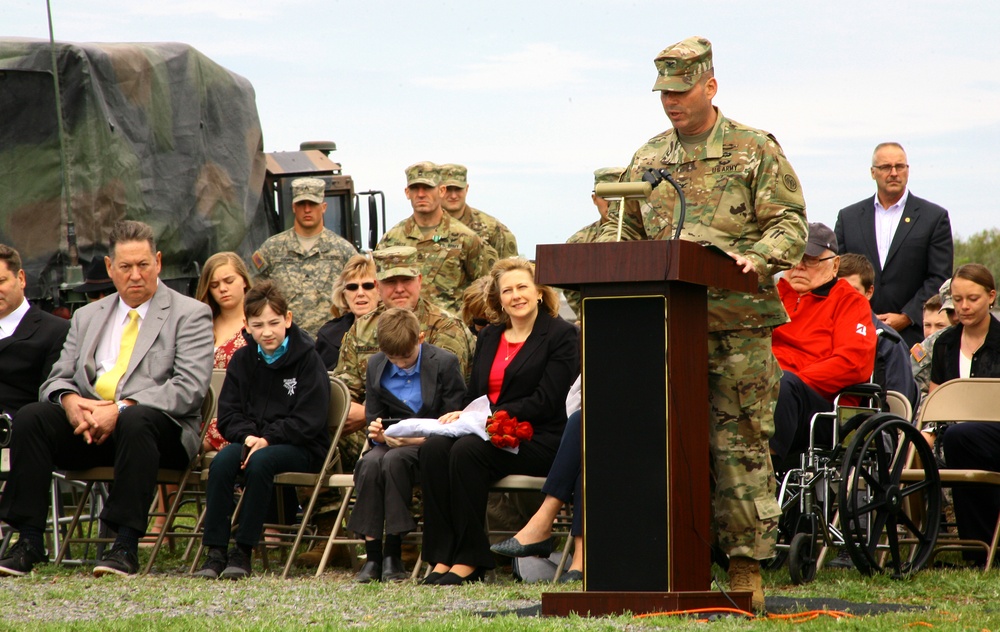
[116,400,129,415]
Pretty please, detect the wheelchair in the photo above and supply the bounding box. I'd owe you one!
[774,383,942,584]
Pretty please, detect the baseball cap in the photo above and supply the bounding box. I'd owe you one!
[805,222,839,257]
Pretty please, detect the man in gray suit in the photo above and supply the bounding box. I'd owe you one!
[0,221,214,577]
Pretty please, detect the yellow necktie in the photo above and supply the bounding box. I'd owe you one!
[95,309,140,401]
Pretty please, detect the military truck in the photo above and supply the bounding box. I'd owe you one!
[0,38,382,308]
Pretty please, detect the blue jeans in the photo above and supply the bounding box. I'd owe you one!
[202,443,314,548]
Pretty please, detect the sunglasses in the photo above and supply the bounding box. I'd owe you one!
[345,282,376,292]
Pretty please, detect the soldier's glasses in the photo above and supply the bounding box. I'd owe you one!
[872,164,909,173]
[345,282,376,291]
[798,255,837,268]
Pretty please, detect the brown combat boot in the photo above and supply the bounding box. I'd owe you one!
[294,513,356,570]
[728,556,765,612]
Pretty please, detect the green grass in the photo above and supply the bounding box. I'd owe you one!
[0,547,998,631]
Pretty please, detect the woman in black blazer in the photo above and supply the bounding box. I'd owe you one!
[419,258,579,584]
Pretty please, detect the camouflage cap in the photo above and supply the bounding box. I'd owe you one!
[405,161,440,187]
[291,177,326,204]
[439,163,468,188]
[652,36,713,92]
[374,246,421,280]
[939,278,954,311]
[593,167,626,187]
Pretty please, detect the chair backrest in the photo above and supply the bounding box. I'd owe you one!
[915,378,1000,429]
[209,368,227,420]
[885,389,913,422]
[324,374,352,472]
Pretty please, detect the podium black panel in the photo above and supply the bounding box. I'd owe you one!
[582,295,668,591]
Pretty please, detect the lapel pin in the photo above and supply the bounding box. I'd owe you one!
[904,217,911,223]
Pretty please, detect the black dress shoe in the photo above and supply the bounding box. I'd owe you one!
[490,536,555,558]
[435,567,485,585]
[420,570,445,585]
[558,569,583,583]
[381,555,409,582]
[354,559,382,583]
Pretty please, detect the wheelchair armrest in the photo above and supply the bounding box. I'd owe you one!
[834,383,883,403]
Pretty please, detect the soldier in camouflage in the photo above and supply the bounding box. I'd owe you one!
[376,163,494,316]
[564,167,625,320]
[596,37,807,610]
[250,177,358,337]
[296,247,474,569]
[910,279,958,398]
[335,246,474,411]
[439,163,518,258]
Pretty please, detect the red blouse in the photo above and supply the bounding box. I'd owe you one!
[487,333,525,403]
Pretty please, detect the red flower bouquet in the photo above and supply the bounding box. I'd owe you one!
[486,410,533,450]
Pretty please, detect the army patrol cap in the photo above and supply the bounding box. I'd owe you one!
[291,177,326,204]
[804,222,838,257]
[374,246,421,280]
[939,278,954,311]
[405,162,441,187]
[593,167,626,187]
[439,164,468,188]
[652,36,713,92]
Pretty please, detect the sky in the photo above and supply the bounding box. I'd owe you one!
[6,0,999,259]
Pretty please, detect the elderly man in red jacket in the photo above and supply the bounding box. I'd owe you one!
[770,223,877,469]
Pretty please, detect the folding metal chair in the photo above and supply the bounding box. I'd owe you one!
[54,386,216,573]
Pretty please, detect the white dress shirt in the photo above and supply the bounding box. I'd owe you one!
[874,189,909,268]
[94,297,152,378]
[0,299,30,341]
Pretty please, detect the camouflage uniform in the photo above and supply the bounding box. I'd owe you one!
[439,163,517,259]
[335,298,474,404]
[910,279,956,400]
[911,327,949,399]
[564,220,602,319]
[376,215,493,316]
[449,205,516,259]
[251,227,357,337]
[598,106,807,558]
[565,167,624,319]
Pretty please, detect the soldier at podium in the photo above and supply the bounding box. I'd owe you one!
[598,36,807,610]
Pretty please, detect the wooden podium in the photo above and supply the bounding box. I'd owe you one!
[535,240,758,616]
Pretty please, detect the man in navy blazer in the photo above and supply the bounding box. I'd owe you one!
[0,221,213,578]
[835,142,953,347]
[0,245,70,416]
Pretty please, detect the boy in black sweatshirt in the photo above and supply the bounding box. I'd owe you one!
[194,280,330,580]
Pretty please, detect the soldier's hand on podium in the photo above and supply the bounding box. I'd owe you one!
[728,251,757,274]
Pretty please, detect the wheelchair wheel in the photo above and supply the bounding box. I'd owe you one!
[838,413,941,578]
[788,532,817,584]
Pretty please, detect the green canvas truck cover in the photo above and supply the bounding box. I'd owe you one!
[0,38,267,300]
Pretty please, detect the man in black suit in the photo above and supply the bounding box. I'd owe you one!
[0,244,70,416]
[835,142,953,347]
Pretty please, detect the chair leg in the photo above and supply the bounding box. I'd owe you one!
[986,514,1000,570]
[313,490,354,578]
[55,481,96,565]
[142,473,193,574]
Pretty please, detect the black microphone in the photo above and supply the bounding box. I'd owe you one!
[642,168,687,241]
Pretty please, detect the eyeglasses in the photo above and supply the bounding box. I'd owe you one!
[345,282,376,291]
[872,164,909,173]
[796,255,837,269]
